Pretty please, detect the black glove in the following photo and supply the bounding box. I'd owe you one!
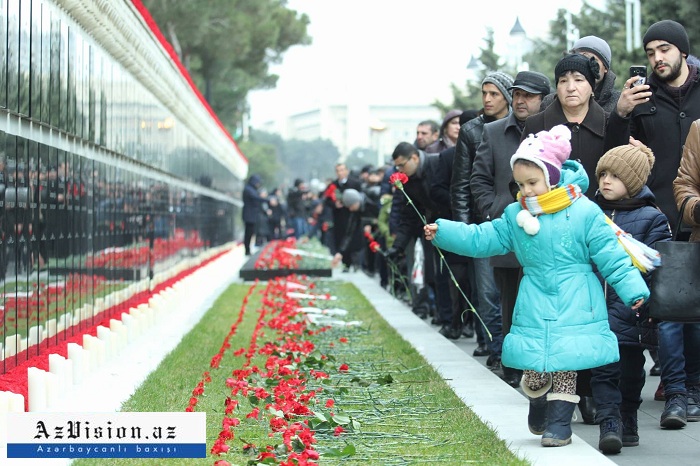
[694,202,700,224]
[385,247,401,260]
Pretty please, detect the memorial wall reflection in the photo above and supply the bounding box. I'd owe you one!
[0,0,241,370]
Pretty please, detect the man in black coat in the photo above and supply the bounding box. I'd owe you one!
[241,174,266,256]
[385,142,452,330]
[604,19,700,430]
[326,163,362,270]
[451,71,514,360]
[471,71,551,386]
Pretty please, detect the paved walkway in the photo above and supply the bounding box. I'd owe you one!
[343,269,700,466]
[3,249,696,465]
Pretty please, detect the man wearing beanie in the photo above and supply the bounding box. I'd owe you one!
[469,70,552,387]
[451,70,513,361]
[591,144,672,452]
[541,35,621,113]
[606,19,700,432]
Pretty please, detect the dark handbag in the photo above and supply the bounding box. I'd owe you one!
[649,197,700,322]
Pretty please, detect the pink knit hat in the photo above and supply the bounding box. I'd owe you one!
[510,125,572,186]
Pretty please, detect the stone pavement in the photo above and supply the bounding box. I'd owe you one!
[342,269,700,466]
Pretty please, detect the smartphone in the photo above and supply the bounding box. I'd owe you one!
[630,66,647,87]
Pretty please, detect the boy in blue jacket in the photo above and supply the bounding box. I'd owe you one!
[591,143,671,453]
[424,125,649,447]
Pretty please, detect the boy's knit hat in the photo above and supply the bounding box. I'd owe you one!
[511,125,572,187]
[595,145,655,197]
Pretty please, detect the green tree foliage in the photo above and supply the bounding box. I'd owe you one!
[143,0,310,133]
[249,130,340,188]
[523,0,700,97]
[238,139,281,188]
[639,0,699,48]
[445,0,700,121]
[436,28,516,116]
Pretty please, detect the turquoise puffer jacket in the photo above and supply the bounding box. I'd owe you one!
[434,160,649,372]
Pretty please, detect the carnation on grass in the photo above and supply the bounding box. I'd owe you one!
[73,278,525,466]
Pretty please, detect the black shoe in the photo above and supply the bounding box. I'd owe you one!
[462,325,474,338]
[439,325,461,340]
[660,393,688,429]
[649,361,661,376]
[621,411,639,447]
[486,353,500,367]
[473,344,490,357]
[578,396,598,425]
[502,367,522,388]
[412,306,428,319]
[431,316,448,326]
[598,417,623,454]
[687,385,700,422]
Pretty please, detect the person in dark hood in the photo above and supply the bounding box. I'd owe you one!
[241,174,266,255]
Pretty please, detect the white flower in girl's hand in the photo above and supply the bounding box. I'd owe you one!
[516,209,540,235]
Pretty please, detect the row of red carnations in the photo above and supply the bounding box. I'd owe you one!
[186,276,351,466]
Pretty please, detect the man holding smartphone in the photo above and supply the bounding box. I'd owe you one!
[605,19,700,432]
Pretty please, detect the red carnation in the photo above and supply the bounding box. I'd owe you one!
[323,183,338,202]
[389,172,409,189]
[369,241,381,253]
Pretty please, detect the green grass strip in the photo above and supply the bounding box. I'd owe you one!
[74,280,528,465]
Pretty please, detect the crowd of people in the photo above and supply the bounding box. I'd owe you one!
[241,19,700,455]
[0,156,235,279]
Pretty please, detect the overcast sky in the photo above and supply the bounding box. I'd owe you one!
[247,0,607,126]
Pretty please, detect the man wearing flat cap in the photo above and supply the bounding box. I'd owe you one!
[605,19,700,431]
[470,70,551,387]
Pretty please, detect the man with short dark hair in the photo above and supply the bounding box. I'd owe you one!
[385,143,452,328]
[605,19,700,434]
[451,71,514,360]
[415,120,439,150]
[470,70,551,386]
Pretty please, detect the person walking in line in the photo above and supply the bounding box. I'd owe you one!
[451,71,514,360]
[605,20,700,429]
[426,110,462,154]
[591,143,671,453]
[241,174,266,256]
[674,119,700,242]
[524,53,611,421]
[541,35,621,114]
[415,120,440,151]
[471,70,552,387]
[385,142,453,329]
[424,125,649,447]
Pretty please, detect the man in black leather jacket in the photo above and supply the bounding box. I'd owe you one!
[450,71,513,361]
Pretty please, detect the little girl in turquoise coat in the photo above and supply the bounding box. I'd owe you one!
[424,125,649,448]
